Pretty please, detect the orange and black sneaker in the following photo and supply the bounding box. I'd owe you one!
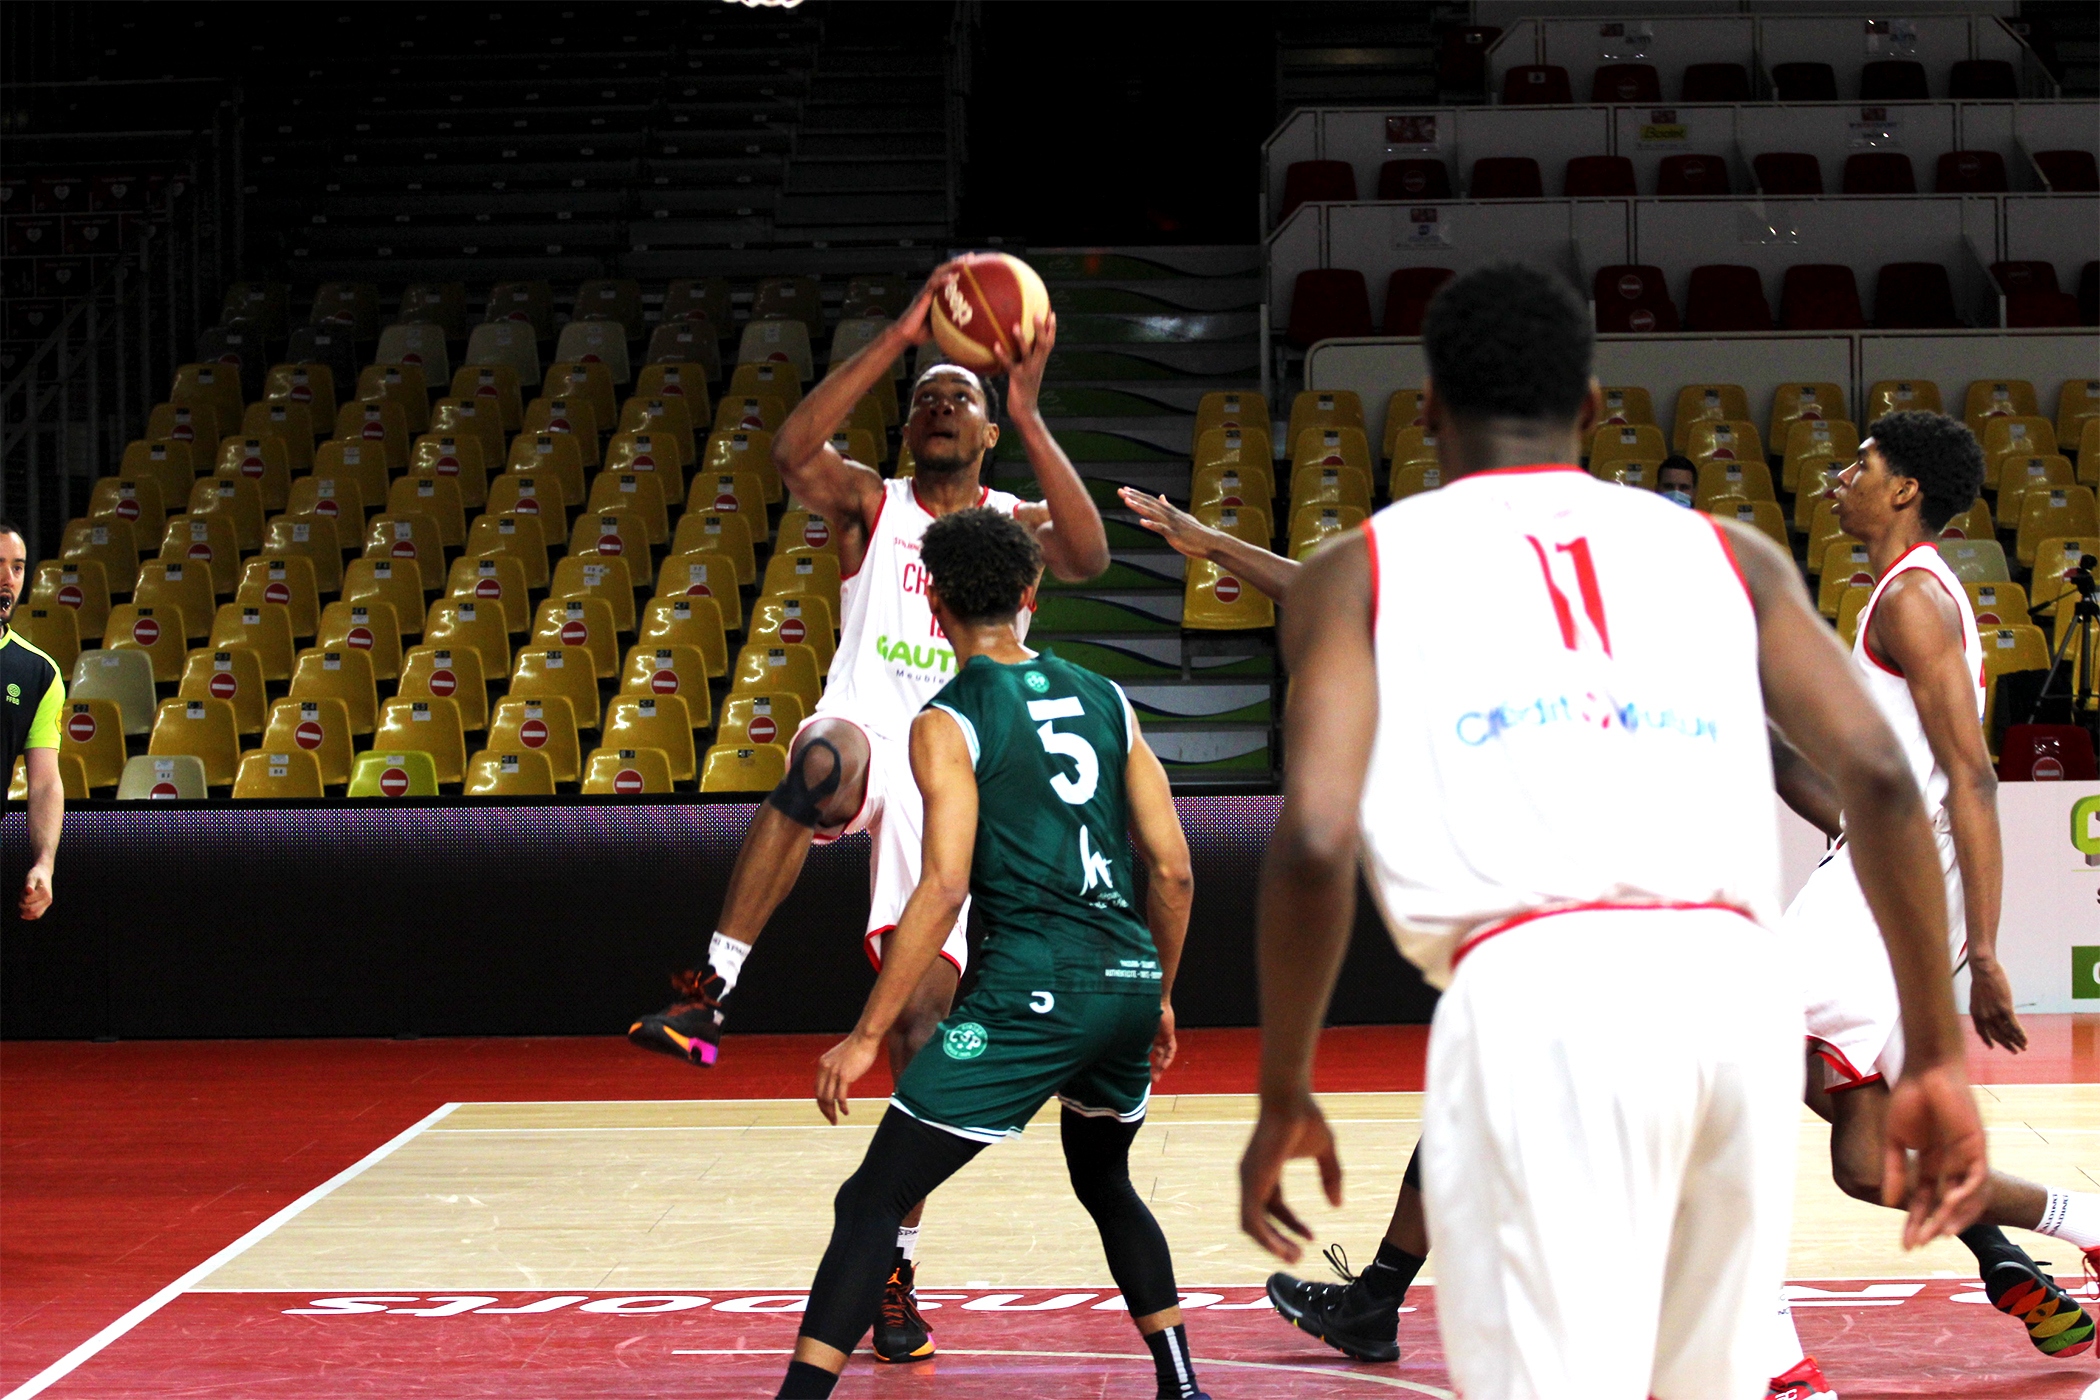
[1985,1255,2095,1358]
[627,969,725,1067]
[873,1258,935,1362]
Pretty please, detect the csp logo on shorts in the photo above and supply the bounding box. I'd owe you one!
[1025,671,1049,694]
[942,1021,989,1060]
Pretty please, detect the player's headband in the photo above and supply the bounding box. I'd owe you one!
[912,364,986,397]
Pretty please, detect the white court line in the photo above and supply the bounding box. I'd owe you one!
[3,1101,460,1400]
[668,1348,1454,1395]
[427,1118,1421,1133]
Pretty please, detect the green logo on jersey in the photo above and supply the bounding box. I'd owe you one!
[4,683,17,705]
[1025,670,1049,693]
[942,1021,989,1060]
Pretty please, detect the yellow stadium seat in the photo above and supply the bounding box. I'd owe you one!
[463,320,543,392]
[207,602,296,684]
[669,512,756,586]
[777,509,841,557]
[1712,499,1789,551]
[410,432,490,509]
[1590,423,1667,467]
[729,641,822,706]
[1965,580,2028,629]
[1289,464,1372,516]
[487,696,581,785]
[334,399,410,471]
[700,742,789,792]
[148,400,231,453]
[634,362,712,423]
[1835,584,1873,647]
[2018,486,2100,567]
[1389,462,1449,498]
[400,644,489,733]
[2055,378,2099,453]
[2029,537,2098,606]
[425,597,513,676]
[1694,457,1776,506]
[312,437,388,506]
[63,518,141,594]
[89,473,167,530]
[620,644,714,728]
[1863,378,1941,420]
[10,606,79,675]
[171,362,243,430]
[567,507,653,569]
[554,323,632,388]
[149,696,240,787]
[335,558,419,641]
[1939,499,1992,542]
[702,427,773,484]
[133,560,215,640]
[1671,384,1750,452]
[394,283,464,343]
[57,697,125,789]
[121,438,200,507]
[67,649,156,736]
[104,603,187,681]
[531,596,620,679]
[1286,390,1364,449]
[583,745,676,794]
[1592,459,1658,489]
[760,552,842,616]
[654,550,743,631]
[1818,542,1878,616]
[1964,379,2039,435]
[309,281,380,338]
[1980,624,2052,736]
[1996,454,2076,529]
[618,396,700,469]
[1795,462,1846,529]
[577,274,647,335]
[283,474,368,529]
[260,513,345,593]
[737,318,813,381]
[2080,419,2100,488]
[1981,416,2058,488]
[482,467,565,527]
[362,511,445,593]
[430,396,507,462]
[347,749,441,798]
[1381,390,1430,458]
[1595,385,1655,428]
[509,646,601,728]
[826,427,883,471]
[1183,558,1275,630]
[547,554,636,633]
[1195,390,1270,443]
[749,594,836,668]
[187,474,265,552]
[545,359,617,430]
[289,646,378,735]
[600,695,696,782]
[650,317,726,380]
[387,474,467,548]
[231,555,318,641]
[640,594,730,676]
[1934,537,2011,584]
[244,398,318,474]
[1767,382,1846,452]
[1291,425,1372,475]
[114,753,208,800]
[374,696,466,786]
[1288,503,1365,557]
[317,599,403,682]
[464,746,557,796]
[1782,418,1858,492]
[585,470,670,544]
[752,275,822,340]
[232,746,325,798]
[727,360,803,413]
[447,553,533,635]
[842,275,907,321]
[29,559,110,641]
[713,394,787,440]
[716,692,803,750]
[357,362,431,434]
[604,430,686,508]
[1189,462,1276,514]
[1682,419,1763,468]
[483,277,554,339]
[505,431,588,502]
[1194,502,1274,547]
[1192,425,1274,478]
[691,468,768,528]
[462,511,550,591]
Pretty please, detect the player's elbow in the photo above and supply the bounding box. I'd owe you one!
[1842,745,1925,825]
[1047,538,1111,584]
[1148,855,1194,905]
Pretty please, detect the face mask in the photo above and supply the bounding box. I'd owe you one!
[1662,487,1694,508]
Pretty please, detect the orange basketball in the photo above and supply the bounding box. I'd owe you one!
[929,252,1051,371]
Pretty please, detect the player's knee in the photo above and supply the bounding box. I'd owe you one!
[766,734,856,828]
[894,1002,943,1061]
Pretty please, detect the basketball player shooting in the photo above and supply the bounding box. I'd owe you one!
[1763,414,2098,1394]
[628,258,1110,1362]
[1235,262,1987,1399]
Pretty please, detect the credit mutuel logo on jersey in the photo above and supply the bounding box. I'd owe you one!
[1454,691,1721,747]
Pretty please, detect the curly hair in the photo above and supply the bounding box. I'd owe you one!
[1866,410,1985,531]
[920,507,1041,624]
[1422,262,1594,423]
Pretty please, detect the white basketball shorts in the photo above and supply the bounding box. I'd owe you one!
[1421,907,1800,1400]
[1783,829,1963,1091]
[798,712,969,977]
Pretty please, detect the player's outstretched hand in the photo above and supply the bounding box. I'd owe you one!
[992,312,1056,419]
[1883,1061,1989,1249]
[1149,1002,1178,1084]
[1965,958,2028,1053]
[897,259,967,347]
[814,1032,881,1126]
[1117,488,1220,561]
[1239,1090,1343,1264]
[18,865,53,921]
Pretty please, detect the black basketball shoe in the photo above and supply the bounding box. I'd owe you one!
[1265,1245,1401,1363]
[873,1258,935,1362]
[627,969,724,1067]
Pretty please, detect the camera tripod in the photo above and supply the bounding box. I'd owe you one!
[2030,552,2100,735]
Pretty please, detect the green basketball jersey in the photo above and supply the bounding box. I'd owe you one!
[925,648,1163,997]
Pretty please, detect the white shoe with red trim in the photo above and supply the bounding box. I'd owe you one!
[1766,1355,1837,1400]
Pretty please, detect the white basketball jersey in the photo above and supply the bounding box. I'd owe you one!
[816,476,1026,738]
[1849,542,1985,827]
[1358,466,1781,989]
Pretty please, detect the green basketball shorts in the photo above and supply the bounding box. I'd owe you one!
[889,985,1162,1143]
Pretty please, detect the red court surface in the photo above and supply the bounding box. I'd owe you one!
[2,1020,2093,1397]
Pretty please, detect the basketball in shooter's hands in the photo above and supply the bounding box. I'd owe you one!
[929,252,1051,371]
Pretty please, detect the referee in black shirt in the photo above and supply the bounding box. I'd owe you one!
[1,521,65,919]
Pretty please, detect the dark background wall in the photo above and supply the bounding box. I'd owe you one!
[0,797,1433,1040]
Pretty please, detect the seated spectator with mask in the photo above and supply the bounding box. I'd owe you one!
[1654,455,1696,508]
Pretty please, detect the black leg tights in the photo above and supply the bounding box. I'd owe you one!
[797,1108,985,1355]
[1061,1107,1181,1319]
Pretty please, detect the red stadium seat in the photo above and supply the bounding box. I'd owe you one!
[1382,267,1455,336]
[1376,159,1451,200]
[1438,26,1502,93]
[1592,265,1679,333]
[1753,153,1823,196]
[2007,292,2083,328]
[1860,61,1929,101]
[2036,150,2100,193]
[1842,153,1916,195]
[1781,265,1865,331]
[1681,63,1750,103]
[1950,60,2018,100]
[1874,263,1959,329]
[1993,261,2060,297]
[1280,161,1357,221]
[1470,157,1543,199]
[1936,151,2009,193]
[1656,154,1732,196]
[1286,270,1374,348]
[1501,65,1571,105]
[1772,63,1837,102]
[1564,156,1637,197]
[1685,265,1773,332]
[1590,64,1661,103]
[1997,725,2098,782]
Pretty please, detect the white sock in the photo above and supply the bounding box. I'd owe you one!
[2036,1188,2100,1251]
[896,1225,920,1262]
[708,932,751,995]
[1766,1292,1807,1378]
